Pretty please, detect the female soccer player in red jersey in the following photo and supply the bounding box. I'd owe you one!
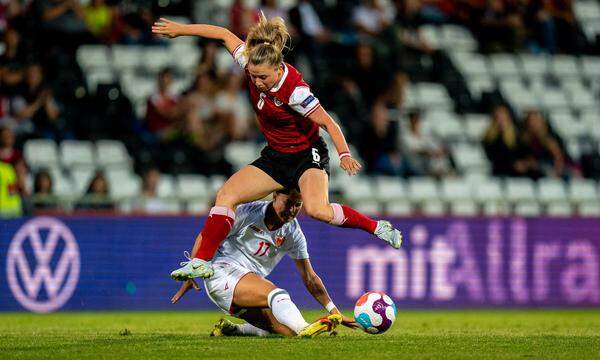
[152,15,402,280]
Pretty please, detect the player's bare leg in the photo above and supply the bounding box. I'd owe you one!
[298,168,402,249]
[171,166,284,280]
[229,272,337,337]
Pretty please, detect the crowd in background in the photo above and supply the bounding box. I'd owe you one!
[0,0,599,214]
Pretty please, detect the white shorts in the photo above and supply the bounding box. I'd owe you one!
[203,260,252,316]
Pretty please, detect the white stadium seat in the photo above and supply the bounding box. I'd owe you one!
[505,178,536,203]
[450,200,478,216]
[440,178,472,202]
[514,201,542,217]
[537,178,567,204]
[77,45,111,70]
[519,54,549,77]
[408,177,440,202]
[374,177,407,202]
[464,114,489,141]
[60,140,96,169]
[96,140,132,169]
[111,45,144,71]
[386,202,413,216]
[108,175,141,199]
[416,83,453,110]
[176,174,210,199]
[422,200,446,216]
[475,178,504,203]
[157,174,176,198]
[550,55,580,78]
[225,142,260,170]
[568,179,599,203]
[343,177,376,202]
[187,199,210,214]
[546,202,574,217]
[24,139,59,169]
[489,54,521,78]
[579,203,600,217]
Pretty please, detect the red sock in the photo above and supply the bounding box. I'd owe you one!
[330,203,378,234]
[194,206,236,260]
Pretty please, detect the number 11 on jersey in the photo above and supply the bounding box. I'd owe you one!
[253,241,271,256]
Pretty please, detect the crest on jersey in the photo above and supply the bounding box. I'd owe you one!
[273,98,284,107]
[274,236,285,247]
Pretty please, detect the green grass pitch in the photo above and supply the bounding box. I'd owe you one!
[1,310,599,359]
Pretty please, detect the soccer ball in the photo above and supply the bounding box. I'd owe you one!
[353,291,397,334]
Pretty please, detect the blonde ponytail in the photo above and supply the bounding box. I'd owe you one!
[244,14,290,67]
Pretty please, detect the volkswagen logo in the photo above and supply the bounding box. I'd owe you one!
[6,217,80,313]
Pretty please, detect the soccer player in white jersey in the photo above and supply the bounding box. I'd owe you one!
[171,188,357,337]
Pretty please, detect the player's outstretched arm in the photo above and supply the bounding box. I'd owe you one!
[308,107,362,176]
[152,18,244,54]
[294,259,359,329]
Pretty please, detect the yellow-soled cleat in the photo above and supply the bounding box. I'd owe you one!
[210,318,237,337]
[297,314,342,338]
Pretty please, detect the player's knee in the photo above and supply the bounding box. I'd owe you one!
[303,203,332,222]
[215,187,238,207]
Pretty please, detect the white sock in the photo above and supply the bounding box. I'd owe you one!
[267,288,310,334]
[234,323,270,337]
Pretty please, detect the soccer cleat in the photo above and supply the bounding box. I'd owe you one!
[297,314,342,338]
[170,251,214,280]
[374,220,403,249]
[210,318,238,337]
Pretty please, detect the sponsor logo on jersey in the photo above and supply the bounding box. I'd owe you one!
[300,95,315,108]
[250,225,264,234]
[275,236,285,247]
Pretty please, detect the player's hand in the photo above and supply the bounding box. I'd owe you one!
[152,18,184,38]
[171,279,200,304]
[331,309,359,329]
[340,156,362,176]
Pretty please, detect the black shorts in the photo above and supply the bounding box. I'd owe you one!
[251,137,330,190]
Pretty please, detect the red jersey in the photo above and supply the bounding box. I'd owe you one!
[233,44,322,153]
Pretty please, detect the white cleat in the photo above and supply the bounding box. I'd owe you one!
[374,220,403,249]
[170,252,214,281]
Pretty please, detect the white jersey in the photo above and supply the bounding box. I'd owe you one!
[214,201,309,277]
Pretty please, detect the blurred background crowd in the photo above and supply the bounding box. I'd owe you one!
[0,0,599,217]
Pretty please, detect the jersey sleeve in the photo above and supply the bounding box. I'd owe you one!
[231,43,248,69]
[288,85,321,117]
[229,202,261,237]
[286,220,309,259]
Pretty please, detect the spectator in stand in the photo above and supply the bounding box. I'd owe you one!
[83,0,114,42]
[195,42,221,80]
[401,110,452,177]
[378,71,409,111]
[184,72,233,176]
[482,105,522,177]
[229,0,260,38]
[0,160,22,217]
[352,0,396,39]
[527,0,586,54]
[519,110,569,179]
[361,102,411,176]
[31,169,58,209]
[476,0,526,53]
[34,0,93,52]
[75,171,114,210]
[145,68,183,141]
[331,75,369,149]
[288,0,331,72]
[12,63,63,139]
[132,167,175,214]
[0,27,26,67]
[260,0,289,24]
[0,126,27,195]
[351,42,392,106]
[214,69,254,140]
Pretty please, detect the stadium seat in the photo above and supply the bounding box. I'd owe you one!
[408,177,440,203]
[416,83,453,110]
[420,25,441,49]
[225,142,260,170]
[111,45,144,71]
[580,56,600,78]
[176,174,210,199]
[108,175,141,199]
[95,140,132,169]
[489,54,521,78]
[539,89,570,111]
[143,47,173,73]
[70,168,95,195]
[51,169,75,198]
[519,54,549,77]
[440,178,472,202]
[85,68,116,94]
[550,55,580,78]
[579,203,600,217]
[208,175,226,194]
[465,75,495,101]
[440,25,477,51]
[568,179,599,204]
[77,45,111,70]
[60,140,96,169]
[450,52,489,77]
[422,200,446,216]
[482,201,510,216]
[188,199,210,214]
[514,201,542,217]
[386,202,413,216]
[352,201,380,216]
[374,177,407,202]
[450,200,478,216]
[546,202,574,217]
[343,177,376,202]
[143,199,183,214]
[24,139,59,170]
[474,178,504,203]
[537,178,568,204]
[157,174,176,197]
[451,143,490,174]
[464,114,489,141]
[581,113,600,140]
[505,178,537,203]
[425,111,464,141]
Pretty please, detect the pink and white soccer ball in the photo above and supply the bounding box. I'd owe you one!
[353,291,397,334]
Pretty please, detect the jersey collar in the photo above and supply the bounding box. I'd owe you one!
[269,63,288,93]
